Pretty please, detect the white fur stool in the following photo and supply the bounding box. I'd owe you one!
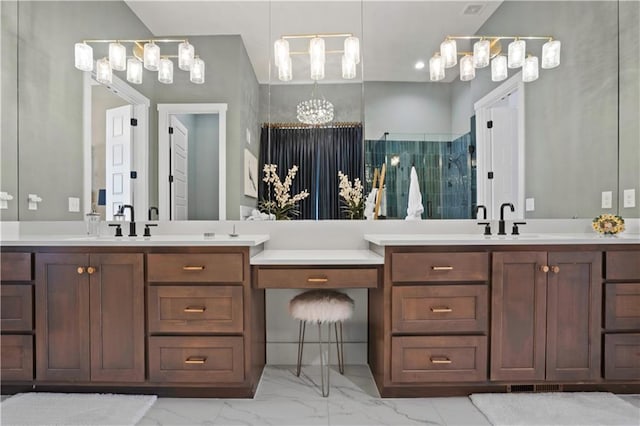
[288,289,354,397]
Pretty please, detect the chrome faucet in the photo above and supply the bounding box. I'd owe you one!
[120,204,136,237]
[498,202,515,235]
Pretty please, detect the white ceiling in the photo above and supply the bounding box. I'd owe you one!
[125,1,503,84]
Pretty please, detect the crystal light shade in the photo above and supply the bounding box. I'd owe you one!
[460,55,475,81]
[143,42,160,71]
[108,42,126,71]
[473,39,490,68]
[429,54,445,81]
[274,39,290,69]
[278,55,292,81]
[178,41,194,71]
[126,58,143,84]
[508,39,526,68]
[342,55,356,79]
[74,42,94,72]
[542,39,561,69]
[309,37,325,65]
[344,36,360,64]
[440,39,457,68]
[310,57,325,81]
[190,57,205,84]
[96,57,112,85]
[491,55,508,82]
[297,98,334,125]
[523,55,539,82]
[158,58,173,84]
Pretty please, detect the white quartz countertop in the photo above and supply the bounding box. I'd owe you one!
[250,249,384,265]
[364,233,640,246]
[0,234,270,247]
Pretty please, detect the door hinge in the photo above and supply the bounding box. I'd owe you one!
[168,127,174,134]
[130,118,138,127]
[488,172,494,179]
[169,175,174,183]
[487,120,493,129]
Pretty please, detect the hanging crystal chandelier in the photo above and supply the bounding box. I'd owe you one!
[429,35,560,83]
[296,83,334,125]
[74,38,205,85]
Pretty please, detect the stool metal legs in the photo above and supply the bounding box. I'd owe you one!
[294,319,346,397]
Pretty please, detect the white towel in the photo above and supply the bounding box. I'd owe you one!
[364,188,378,220]
[405,166,424,220]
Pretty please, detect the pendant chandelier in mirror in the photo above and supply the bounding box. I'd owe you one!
[74,39,205,85]
[274,33,360,81]
[296,83,334,126]
[429,36,560,83]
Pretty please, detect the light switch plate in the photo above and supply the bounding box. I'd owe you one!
[68,197,80,212]
[601,191,612,209]
[525,198,535,211]
[623,189,636,208]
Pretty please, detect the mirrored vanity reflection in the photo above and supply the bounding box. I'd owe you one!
[0,1,638,222]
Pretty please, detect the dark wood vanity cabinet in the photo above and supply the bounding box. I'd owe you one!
[35,253,145,382]
[491,251,602,382]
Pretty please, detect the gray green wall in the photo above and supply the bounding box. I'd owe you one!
[1,1,18,221]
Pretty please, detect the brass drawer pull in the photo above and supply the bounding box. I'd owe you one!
[77,267,85,274]
[183,266,205,271]
[539,265,550,273]
[184,306,206,313]
[430,357,452,364]
[431,307,453,313]
[551,265,560,274]
[185,356,207,364]
[432,266,453,271]
[87,266,96,275]
[307,277,329,283]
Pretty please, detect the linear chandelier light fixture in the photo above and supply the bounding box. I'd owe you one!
[274,33,360,81]
[74,39,205,85]
[429,36,561,83]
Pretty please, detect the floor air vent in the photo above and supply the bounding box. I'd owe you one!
[536,384,562,392]
[507,384,563,393]
[508,384,534,392]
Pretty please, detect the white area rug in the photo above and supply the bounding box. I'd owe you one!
[0,392,157,426]
[470,392,639,426]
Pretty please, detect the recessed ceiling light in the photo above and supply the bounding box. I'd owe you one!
[415,61,425,70]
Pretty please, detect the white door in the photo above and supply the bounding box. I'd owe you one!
[488,106,520,220]
[170,116,189,220]
[105,105,133,220]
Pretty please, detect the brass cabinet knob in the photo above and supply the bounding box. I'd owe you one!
[77,267,85,274]
[540,265,550,273]
[87,266,96,275]
[551,265,560,274]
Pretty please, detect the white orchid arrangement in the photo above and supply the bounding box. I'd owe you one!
[259,164,310,220]
[338,171,364,219]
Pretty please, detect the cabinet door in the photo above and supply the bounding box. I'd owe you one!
[36,253,90,381]
[491,252,547,381]
[546,251,602,381]
[90,253,144,382]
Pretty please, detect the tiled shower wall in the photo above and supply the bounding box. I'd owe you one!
[365,126,476,219]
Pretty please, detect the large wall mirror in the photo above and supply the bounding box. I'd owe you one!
[1,1,637,222]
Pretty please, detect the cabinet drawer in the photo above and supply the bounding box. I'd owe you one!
[391,253,488,283]
[391,336,487,383]
[148,336,244,383]
[256,267,378,289]
[1,335,33,381]
[604,334,640,380]
[148,286,243,333]
[605,283,640,330]
[606,252,640,280]
[392,285,487,333]
[147,253,244,283]
[1,253,32,281]
[1,284,33,332]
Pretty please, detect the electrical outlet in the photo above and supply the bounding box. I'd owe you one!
[246,128,251,144]
[601,191,612,209]
[68,197,80,212]
[525,198,535,211]
[623,189,636,208]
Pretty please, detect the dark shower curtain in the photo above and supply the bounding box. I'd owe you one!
[259,124,363,220]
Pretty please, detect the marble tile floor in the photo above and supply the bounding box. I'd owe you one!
[2,366,639,425]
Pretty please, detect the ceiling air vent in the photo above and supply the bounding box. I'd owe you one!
[462,4,485,15]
